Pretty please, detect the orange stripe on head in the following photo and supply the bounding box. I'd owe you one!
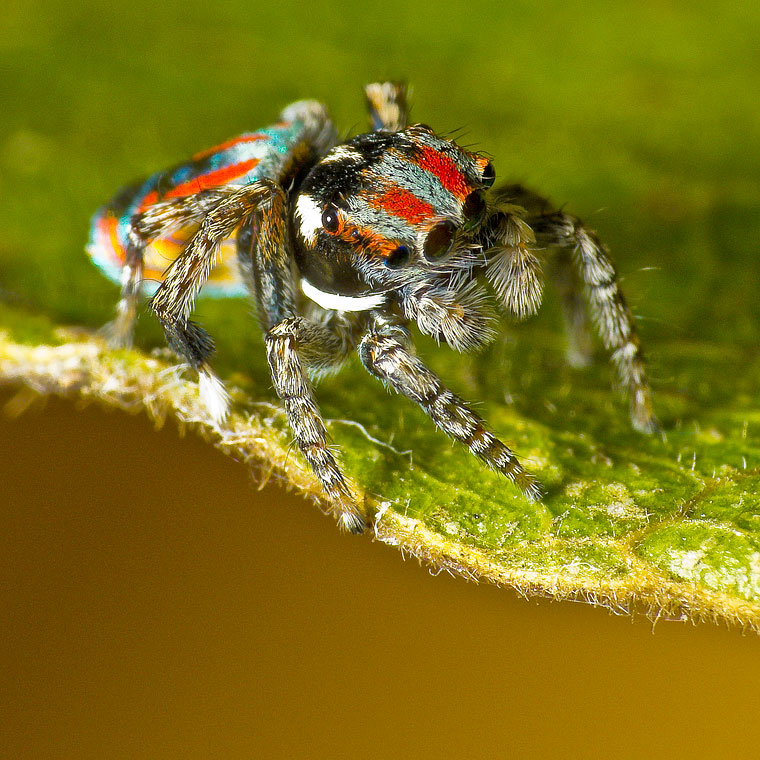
[192,134,267,161]
[337,221,396,258]
[165,158,260,199]
[325,208,404,263]
[417,144,471,201]
[370,185,434,224]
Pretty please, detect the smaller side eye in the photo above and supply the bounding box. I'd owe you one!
[463,190,486,227]
[481,161,495,188]
[321,204,340,233]
[386,245,411,268]
[423,221,456,261]
[411,123,434,133]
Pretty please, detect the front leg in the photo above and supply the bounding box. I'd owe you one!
[106,189,228,348]
[266,316,366,533]
[150,182,275,423]
[358,316,542,501]
[238,184,365,531]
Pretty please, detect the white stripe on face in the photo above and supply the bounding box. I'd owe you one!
[295,194,322,245]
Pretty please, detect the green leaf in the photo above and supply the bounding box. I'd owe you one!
[2,307,759,630]
[2,0,759,630]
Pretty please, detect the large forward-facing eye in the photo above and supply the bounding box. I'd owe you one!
[321,204,340,233]
[423,220,456,261]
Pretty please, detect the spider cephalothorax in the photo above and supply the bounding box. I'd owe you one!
[289,126,516,354]
[89,82,657,533]
[292,126,492,297]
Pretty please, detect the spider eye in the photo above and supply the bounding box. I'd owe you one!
[423,221,456,261]
[463,190,486,227]
[321,205,340,233]
[481,161,495,188]
[386,245,411,268]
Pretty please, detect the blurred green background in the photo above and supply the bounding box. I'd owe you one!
[2,0,759,346]
[2,0,759,757]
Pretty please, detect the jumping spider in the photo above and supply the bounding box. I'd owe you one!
[88,82,657,532]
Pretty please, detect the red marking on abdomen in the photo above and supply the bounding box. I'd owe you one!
[164,158,260,199]
[371,185,434,224]
[417,145,470,200]
[192,134,267,161]
[137,190,159,212]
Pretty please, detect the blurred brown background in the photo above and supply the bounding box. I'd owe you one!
[2,395,758,759]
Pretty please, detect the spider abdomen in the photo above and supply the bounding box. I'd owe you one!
[88,110,330,297]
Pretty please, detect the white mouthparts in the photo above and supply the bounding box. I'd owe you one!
[301,278,387,312]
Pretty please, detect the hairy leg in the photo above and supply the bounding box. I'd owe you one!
[104,243,144,348]
[496,184,657,433]
[237,186,367,530]
[359,315,542,500]
[266,316,366,532]
[149,183,275,422]
[105,190,228,347]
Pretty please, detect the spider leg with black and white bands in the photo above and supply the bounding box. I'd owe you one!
[106,189,231,348]
[150,182,276,422]
[241,182,298,329]
[498,184,657,433]
[359,314,542,501]
[266,316,366,533]
[238,183,367,531]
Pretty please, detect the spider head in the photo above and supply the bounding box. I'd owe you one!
[291,125,495,310]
